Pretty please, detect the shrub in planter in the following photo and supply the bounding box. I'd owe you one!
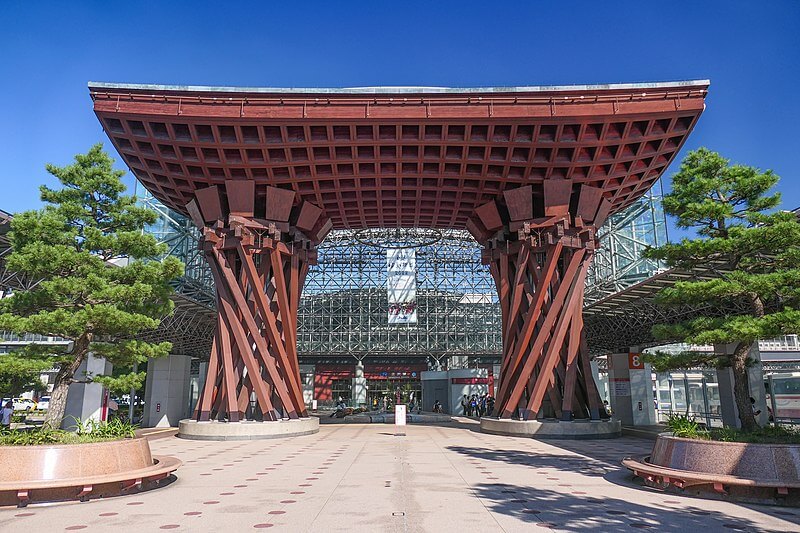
[0,418,138,446]
[664,413,800,444]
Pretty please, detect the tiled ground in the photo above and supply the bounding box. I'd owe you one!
[1,420,797,532]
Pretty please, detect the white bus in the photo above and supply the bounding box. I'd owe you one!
[765,372,800,420]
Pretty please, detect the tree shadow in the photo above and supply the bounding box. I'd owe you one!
[470,481,792,531]
[445,443,799,531]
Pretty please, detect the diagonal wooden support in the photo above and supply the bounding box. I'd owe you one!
[191,183,327,423]
[211,246,299,418]
[499,248,585,418]
[236,242,305,415]
[525,256,590,418]
[495,242,563,409]
[474,183,605,422]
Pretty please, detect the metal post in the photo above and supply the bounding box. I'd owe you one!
[767,373,779,427]
[683,371,691,417]
[668,375,675,419]
[129,362,137,425]
[701,374,711,428]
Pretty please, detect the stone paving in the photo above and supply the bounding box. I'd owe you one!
[1,420,798,532]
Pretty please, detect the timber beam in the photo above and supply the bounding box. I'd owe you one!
[190,181,330,422]
[469,182,609,421]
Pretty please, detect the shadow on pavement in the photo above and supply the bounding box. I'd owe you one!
[471,481,790,531]
[446,443,799,531]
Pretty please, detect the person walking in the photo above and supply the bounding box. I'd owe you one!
[469,395,478,417]
[461,395,469,416]
[1,400,13,429]
[486,395,495,417]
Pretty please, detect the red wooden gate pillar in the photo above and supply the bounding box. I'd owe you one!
[185,181,332,422]
[467,182,612,421]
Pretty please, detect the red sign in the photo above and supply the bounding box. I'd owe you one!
[628,353,644,370]
[451,378,490,384]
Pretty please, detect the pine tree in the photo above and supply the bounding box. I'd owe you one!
[0,144,183,428]
[644,148,800,432]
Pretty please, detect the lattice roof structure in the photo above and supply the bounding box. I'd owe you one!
[89,80,708,230]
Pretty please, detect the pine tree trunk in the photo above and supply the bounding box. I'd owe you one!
[42,336,89,430]
[732,341,758,433]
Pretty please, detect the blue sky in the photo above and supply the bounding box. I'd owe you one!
[1,1,798,238]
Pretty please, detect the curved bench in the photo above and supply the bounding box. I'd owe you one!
[623,456,800,494]
[0,438,181,506]
[623,433,800,500]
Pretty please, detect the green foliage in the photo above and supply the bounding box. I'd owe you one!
[0,417,139,446]
[719,425,800,444]
[0,353,50,397]
[93,370,147,396]
[642,149,800,347]
[643,148,800,432]
[709,425,740,442]
[666,413,709,439]
[0,144,183,427]
[0,427,64,446]
[642,350,723,373]
[70,416,138,439]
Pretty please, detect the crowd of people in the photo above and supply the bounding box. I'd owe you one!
[461,393,495,417]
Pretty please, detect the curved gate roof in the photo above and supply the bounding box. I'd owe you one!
[90,80,708,229]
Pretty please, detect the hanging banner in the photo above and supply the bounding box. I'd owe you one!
[387,248,417,324]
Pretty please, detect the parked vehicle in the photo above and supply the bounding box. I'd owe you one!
[37,396,50,410]
[765,372,800,420]
[12,397,36,411]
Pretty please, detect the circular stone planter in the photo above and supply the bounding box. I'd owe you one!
[179,417,319,440]
[0,437,181,507]
[623,433,800,504]
[480,418,621,439]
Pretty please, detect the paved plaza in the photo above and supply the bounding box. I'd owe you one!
[1,421,797,532]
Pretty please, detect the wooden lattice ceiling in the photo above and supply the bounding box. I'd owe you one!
[90,81,708,229]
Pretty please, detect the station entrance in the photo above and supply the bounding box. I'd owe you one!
[91,80,707,427]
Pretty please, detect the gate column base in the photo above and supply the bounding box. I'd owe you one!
[178,417,319,441]
[480,417,621,439]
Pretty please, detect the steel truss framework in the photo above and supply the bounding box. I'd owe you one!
[584,262,754,355]
[298,228,501,360]
[134,191,217,358]
[138,190,216,309]
[585,192,667,305]
[137,193,671,364]
[0,210,39,295]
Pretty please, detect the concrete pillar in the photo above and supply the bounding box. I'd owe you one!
[608,349,656,426]
[62,353,112,429]
[715,343,769,428]
[420,371,449,413]
[142,354,192,428]
[352,360,367,407]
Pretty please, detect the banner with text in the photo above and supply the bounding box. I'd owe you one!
[387,248,417,324]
